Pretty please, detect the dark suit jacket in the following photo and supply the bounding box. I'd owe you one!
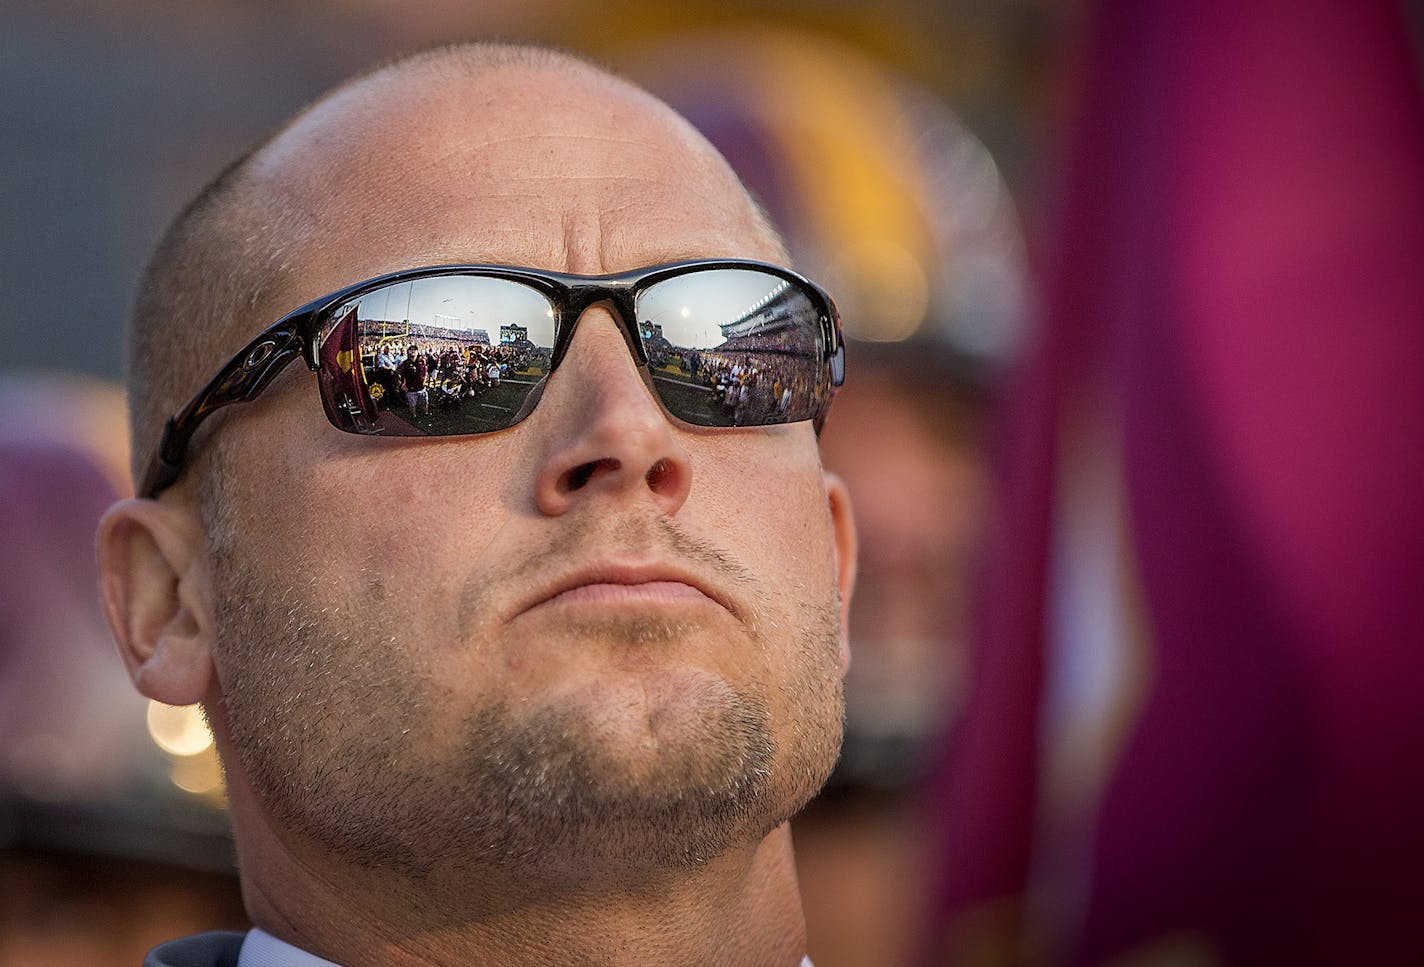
[143,932,245,967]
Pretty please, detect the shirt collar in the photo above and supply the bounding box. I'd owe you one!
[237,928,341,967]
[237,926,815,966]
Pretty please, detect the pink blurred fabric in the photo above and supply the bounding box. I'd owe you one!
[923,0,1424,962]
[0,436,135,796]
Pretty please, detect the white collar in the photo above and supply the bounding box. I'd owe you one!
[237,929,340,967]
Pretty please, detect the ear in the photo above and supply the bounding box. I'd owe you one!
[96,497,216,706]
[823,471,858,674]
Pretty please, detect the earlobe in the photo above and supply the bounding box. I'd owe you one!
[96,498,216,706]
[823,471,858,674]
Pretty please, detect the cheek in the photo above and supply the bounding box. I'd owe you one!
[690,437,839,602]
[227,411,525,553]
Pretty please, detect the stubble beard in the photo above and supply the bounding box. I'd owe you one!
[207,519,844,885]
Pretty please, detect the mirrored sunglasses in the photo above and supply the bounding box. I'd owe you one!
[142,259,844,498]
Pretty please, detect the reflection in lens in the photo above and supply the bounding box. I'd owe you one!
[637,269,826,427]
[329,275,557,437]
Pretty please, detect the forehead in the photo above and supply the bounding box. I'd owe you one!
[246,61,781,310]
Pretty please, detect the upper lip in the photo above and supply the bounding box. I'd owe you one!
[515,559,733,617]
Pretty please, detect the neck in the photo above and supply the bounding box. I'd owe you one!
[234,813,807,967]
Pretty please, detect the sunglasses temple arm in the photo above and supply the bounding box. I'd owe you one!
[138,323,310,498]
[139,418,186,499]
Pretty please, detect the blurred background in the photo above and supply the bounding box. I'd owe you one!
[2,0,1421,964]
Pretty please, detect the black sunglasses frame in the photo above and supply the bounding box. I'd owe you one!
[140,258,844,499]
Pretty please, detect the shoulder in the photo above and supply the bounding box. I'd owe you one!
[143,931,246,967]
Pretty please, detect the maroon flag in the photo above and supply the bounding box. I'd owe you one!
[318,306,378,430]
[923,1,1424,963]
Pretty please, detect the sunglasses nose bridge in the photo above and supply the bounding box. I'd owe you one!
[554,287,645,372]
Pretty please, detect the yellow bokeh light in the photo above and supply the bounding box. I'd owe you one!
[146,700,215,757]
[830,239,930,343]
[169,748,225,797]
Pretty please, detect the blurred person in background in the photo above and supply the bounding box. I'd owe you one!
[0,373,245,967]
[797,349,991,967]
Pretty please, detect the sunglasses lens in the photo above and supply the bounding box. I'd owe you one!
[318,275,556,436]
[636,269,829,427]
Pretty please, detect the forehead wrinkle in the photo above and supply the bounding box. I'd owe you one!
[246,180,777,311]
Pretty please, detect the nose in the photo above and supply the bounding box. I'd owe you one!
[531,307,692,518]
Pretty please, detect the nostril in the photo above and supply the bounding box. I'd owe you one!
[562,458,619,492]
[645,458,674,492]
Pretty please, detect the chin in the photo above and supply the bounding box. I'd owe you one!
[420,673,832,877]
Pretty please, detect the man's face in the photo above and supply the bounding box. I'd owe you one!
[200,63,850,877]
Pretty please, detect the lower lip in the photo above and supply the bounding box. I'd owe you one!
[545,581,714,607]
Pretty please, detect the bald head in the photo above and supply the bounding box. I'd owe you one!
[126,42,784,487]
